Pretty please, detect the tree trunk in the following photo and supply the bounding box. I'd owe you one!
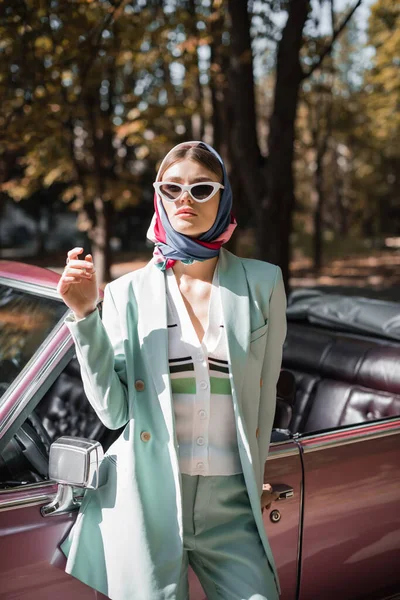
[84,58,117,285]
[311,86,332,272]
[226,0,264,222]
[209,4,240,253]
[35,223,46,256]
[257,0,310,287]
[209,7,229,160]
[188,0,204,140]
[35,204,51,255]
[333,143,348,236]
[90,197,113,284]
[313,145,325,272]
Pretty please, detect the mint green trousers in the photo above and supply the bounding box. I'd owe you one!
[175,473,279,600]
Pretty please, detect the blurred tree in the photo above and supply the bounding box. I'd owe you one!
[261,0,362,285]
[1,1,147,281]
[296,12,362,272]
[0,0,202,282]
[362,0,400,235]
[1,0,392,288]
[226,0,265,223]
[308,73,334,272]
[223,0,363,286]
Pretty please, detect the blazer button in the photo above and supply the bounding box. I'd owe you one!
[135,379,145,391]
[140,431,151,442]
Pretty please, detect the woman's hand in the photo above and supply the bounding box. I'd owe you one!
[57,247,98,319]
[261,484,279,512]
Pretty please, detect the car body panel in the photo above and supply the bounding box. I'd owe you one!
[1,261,400,600]
[0,482,100,599]
[0,442,302,600]
[264,441,303,600]
[189,440,303,600]
[0,261,61,288]
[299,419,400,600]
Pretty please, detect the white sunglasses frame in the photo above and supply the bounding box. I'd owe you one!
[153,181,224,203]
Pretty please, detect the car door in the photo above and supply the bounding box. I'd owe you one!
[0,481,100,599]
[0,274,303,600]
[0,362,112,600]
[264,436,303,600]
[298,418,400,600]
[0,278,108,600]
[189,433,303,600]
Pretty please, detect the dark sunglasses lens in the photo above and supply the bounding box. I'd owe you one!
[159,184,182,200]
[192,184,215,200]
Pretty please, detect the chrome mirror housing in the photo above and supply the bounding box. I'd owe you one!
[41,436,104,517]
[48,436,104,489]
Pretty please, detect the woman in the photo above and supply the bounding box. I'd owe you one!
[57,140,287,600]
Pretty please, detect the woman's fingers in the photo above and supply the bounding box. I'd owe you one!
[57,249,99,317]
[65,249,96,275]
[260,486,280,511]
[66,260,95,271]
[63,278,91,284]
[64,268,93,279]
[67,247,84,262]
[62,277,84,283]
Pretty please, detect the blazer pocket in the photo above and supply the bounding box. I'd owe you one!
[250,320,269,343]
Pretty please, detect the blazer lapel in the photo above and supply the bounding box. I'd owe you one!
[134,261,176,440]
[218,248,250,412]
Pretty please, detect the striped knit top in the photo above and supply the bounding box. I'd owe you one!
[165,262,242,476]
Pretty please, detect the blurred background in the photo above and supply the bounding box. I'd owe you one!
[0,0,399,297]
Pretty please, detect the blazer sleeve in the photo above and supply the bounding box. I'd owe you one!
[64,283,129,430]
[257,265,288,471]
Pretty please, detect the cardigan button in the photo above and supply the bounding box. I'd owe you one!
[135,379,145,391]
[140,431,151,442]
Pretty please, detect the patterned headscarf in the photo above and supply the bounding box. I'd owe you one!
[146,140,237,270]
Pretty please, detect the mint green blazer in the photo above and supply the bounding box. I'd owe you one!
[60,247,287,600]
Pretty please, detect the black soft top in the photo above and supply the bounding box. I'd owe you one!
[287,288,400,342]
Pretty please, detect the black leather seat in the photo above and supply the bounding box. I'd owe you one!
[36,357,107,442]
[36,357,124,453]
[40,326,400,439]
[273,370,296,430]
[282,323,400,434]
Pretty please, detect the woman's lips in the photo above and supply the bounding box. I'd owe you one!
[175,211,197,219]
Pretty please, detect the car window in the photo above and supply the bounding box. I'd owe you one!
[0,282,66,399]
[0,356,116,490]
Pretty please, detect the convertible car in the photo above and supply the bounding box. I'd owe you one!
[0,261,399,600]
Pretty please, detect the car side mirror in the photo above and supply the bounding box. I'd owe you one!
[41,436,104,518]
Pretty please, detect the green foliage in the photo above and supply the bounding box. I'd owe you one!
[0,0,209,218]
[364,0,400,155]
[293,1,400,247]
[0,0,398,273]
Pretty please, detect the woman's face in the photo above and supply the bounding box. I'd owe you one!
[159,158,221,238]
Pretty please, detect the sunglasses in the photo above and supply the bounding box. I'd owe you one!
[153,181,224,203]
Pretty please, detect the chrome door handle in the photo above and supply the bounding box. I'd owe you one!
[275,483,294,500]
[263,483,294,501]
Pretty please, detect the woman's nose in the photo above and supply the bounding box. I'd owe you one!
[179,191,193,204]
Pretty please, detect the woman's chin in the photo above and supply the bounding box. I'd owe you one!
[172,221,204,237]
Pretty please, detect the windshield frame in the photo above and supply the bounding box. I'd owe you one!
[0,277,72,448]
